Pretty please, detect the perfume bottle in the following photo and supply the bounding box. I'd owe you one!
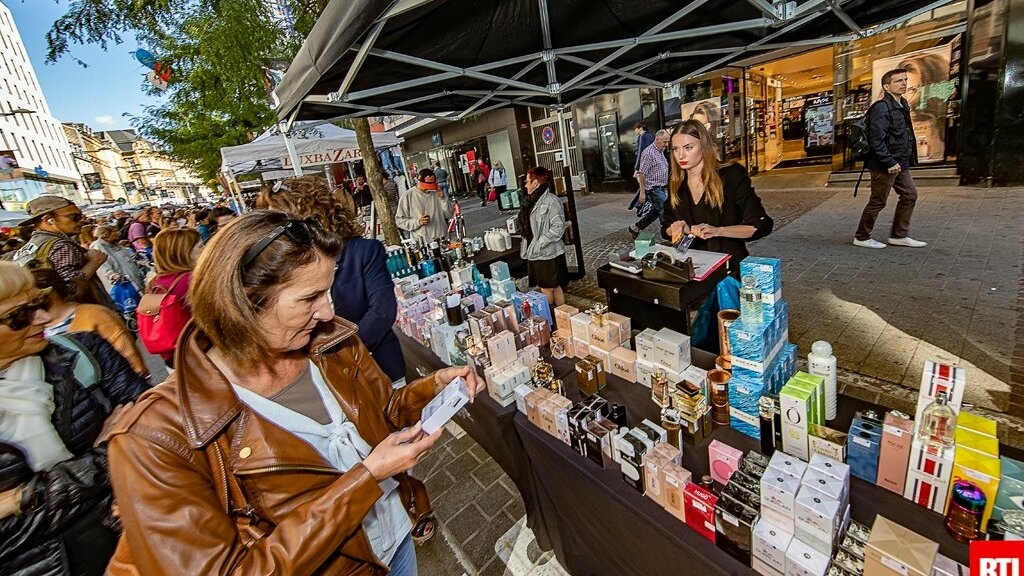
[917,391,957,449]
[945,480,986,542]
[589,303,608,327]
[708,369,731,427]
[532,361,554,389]
[549,333,567,359]
[739,275,764,323]
[651,369,671,408]
[758,395,777,456]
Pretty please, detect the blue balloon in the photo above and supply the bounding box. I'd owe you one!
[135,49,157,69]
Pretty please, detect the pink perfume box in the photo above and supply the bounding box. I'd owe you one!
[877,412,914,495]
[708,439,744,485]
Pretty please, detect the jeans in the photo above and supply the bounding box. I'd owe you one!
[389,534,417,576]
[855,169,918,240]
[634,186,667,230]
[438,181,450,198]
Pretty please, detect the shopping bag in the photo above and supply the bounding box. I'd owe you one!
[488,188,498,202]
[689,275,741,353]
[110,279,140,315]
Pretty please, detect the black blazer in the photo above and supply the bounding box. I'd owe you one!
[661,163,773,271]
[864,93,918,172]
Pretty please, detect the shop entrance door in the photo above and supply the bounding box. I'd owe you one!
[597,112,621,179]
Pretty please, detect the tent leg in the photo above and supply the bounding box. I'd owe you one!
[282,127,304,176]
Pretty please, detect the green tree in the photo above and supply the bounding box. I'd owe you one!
[46,0,401,244]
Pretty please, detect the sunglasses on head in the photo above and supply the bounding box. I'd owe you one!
[242,217,318,267]
[0,288,53,331]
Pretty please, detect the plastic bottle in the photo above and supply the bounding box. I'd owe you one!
[808,340,838,420]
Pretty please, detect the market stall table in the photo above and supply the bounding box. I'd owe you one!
[596,262,727,334]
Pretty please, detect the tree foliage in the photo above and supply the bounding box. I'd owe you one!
[45,0,316,181]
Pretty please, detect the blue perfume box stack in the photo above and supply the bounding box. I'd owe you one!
[847,415,883,483]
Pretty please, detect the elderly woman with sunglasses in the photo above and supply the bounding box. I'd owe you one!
[105,211,483,576]
[0,262,150,575]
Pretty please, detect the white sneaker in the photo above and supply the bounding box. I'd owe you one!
[887,237,927,248]
[853,238,886,249]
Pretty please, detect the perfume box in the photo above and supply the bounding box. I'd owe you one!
[948,445,1001,531]
[791,372,826,427]
[994,456,1024,522]
[486,330,517,370]
[635,359,656,388]
[903,437,954,514]
[809,425,847,463]
[662,462,692,522]
[808,453,850,488]
[864,515,938,576]
[715,492,759,564]
[931,554,969,576]
[486,366,515,406]
[525,291,553,327]
[584,417,617,468]
[553,304,579,332]
[877,412,915,495]
[958,410,997,437]
[753,558,785,576]
[954,427,999,457]
[680,408,712,446]
[794,487,841,554]
[567,404,596,456]
[730,317,787,373]
[514,384,534,414]
[609,347,637,383]
[540,395,572,441]
[709,439,744,485]
[571,337,589,360]
[785,378,820,428]
[785,537,830,576]
[681,364,709,397]
[847,416,882,484]
[754,518,794,575]
[482,305,507,333]
[500,302,519,332]
[525,387,553,428]
[635,328,659,363]
[802,468,848,509]
[780,383,813,460]
[619,429,653,492]
[768,451,808,480]
[761,470,800,532]
[517,344,541,368]
[569,312,592,344]
[588,322,619,352]
[643,444,671,507]
[606,312,632,345]
[684,481,718,542]
[635,419,669,445]
[914,361,966,426]
[589,347,612,376]
[654,328,692,372]
[490,260,511,281]
[575,359,600,396]
[728,373,769,440]
[740,256,783,305]
[467,310,492,342]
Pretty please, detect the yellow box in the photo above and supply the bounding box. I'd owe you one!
[954,427,999,458]
[948,447,1001,531]
[958,411,997,437]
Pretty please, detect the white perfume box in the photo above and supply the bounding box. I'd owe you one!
[808,453,850,486]
[761,470,800,522]
[569,312,592,344]
[421,376,470,435]
[635,358,656,388]
[785,537,830,576]
[654,328,692,373]
[768,451,808,481]
[801,468,848,508]
[753,518,794,575]
[794,487,841,554]
[635,328,659,363]
[514,384,534,414]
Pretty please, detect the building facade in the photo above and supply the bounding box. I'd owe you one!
[99,129,206,201]
[0,1,80,208]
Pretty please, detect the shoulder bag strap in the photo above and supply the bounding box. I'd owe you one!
[206,435,269,544]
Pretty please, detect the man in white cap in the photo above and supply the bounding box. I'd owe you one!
[13,195,112,307]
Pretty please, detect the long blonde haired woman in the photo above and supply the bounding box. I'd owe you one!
[662,119,773,276]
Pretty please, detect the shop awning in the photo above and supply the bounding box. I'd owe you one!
[274,0,956,124]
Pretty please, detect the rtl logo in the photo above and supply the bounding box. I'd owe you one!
[972,541,1024,576]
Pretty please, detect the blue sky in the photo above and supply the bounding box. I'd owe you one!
[6,0,162,131]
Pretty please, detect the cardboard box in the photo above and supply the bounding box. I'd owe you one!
[553,304,579,332]
[490,260,511,281]
[609,347,637,383]
[684,481,718,542]
[716,493,759,564]
[802,468,848,509]
[662,462,691,522]
[904,437,954,514]
[619,429,653,492]
[583,417,617,467]
[785,537,830,576]
[709,439,744,485]
[569,312,592,344]
[954,427,999,457]
[590,347,613,377]
[740,256,783,305]
[486,330,518,369]
[635,358,656,388]
[525,387,553,428]
[654,328,692,372]
[572,337,589,360]
[606,312,632,344]
[643,445,670,507]
[848,417,883,484]
[958,410,997,437]
[513,384,534,414]
[877,411,915,495]
[808,453,850,490]
[768,451,808,480]
[780,383,813,460]
[730,316,788,373]
[864,515,938,576]
[761,470,800,532]
[635,328,659,363]
[753,519,794,575]
[588,322,619,352]
[794,487,841,554]
[421,376,471,434]
[753,557,786,576]
[994,455,1024,522]
[914,361,966,427]
[809,425,848,463]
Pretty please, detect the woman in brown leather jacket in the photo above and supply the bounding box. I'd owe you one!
[105,211,483,575]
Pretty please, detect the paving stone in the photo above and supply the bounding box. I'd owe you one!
[463,510,518,571]
[445,500,489,545]
[423,470,458,501]
[471,459,506,489]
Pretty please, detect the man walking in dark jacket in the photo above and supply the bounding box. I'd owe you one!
[853,68,927,249]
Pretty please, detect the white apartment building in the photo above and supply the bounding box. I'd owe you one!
[0,1,81,209]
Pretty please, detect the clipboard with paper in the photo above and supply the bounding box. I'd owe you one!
[626,245,730,281]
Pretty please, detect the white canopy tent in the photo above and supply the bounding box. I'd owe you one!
[219,122,402,174]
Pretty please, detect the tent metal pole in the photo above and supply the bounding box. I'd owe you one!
[282,125,304,176]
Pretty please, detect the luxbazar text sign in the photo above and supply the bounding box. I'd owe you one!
[281,147,363,168]
[972,541,1024,576]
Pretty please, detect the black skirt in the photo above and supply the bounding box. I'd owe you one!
[528,253,569,289]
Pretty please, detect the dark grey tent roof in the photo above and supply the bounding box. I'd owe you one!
[275,0,954,124]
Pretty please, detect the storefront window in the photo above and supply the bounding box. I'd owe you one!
[597,112,621,177]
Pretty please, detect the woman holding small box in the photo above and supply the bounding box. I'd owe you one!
[105,211,484,576]
[517,166,568,306]
[662,120,774,276]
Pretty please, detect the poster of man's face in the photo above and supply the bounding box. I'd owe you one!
[84,172,103,190]
[872,45,953,164]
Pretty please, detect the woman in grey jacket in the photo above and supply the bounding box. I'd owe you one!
[516,167,568,306]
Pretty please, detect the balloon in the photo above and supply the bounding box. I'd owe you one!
[154,61,172,82]
[135,49,157,69]
[147,70,168,91]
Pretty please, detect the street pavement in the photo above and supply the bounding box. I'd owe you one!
[415,175,1024,575]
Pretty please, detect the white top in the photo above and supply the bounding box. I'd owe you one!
[232,362,411,565]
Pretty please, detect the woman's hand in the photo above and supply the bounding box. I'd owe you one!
[666,220,689,241]
[363,424,442,481]
[691,223,718,240]
[433,365,485,402]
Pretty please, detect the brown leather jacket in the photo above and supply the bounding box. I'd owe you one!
[105,318,439,575]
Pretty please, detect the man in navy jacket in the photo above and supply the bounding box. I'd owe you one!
[853,68,927,249]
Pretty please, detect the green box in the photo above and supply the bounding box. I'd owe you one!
[780,383,814,460]
[792,371,826,426]
[786,378,820,427]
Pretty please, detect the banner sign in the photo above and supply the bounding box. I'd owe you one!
[281,147,364,168]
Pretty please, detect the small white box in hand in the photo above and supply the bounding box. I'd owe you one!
[421,376,471,435]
